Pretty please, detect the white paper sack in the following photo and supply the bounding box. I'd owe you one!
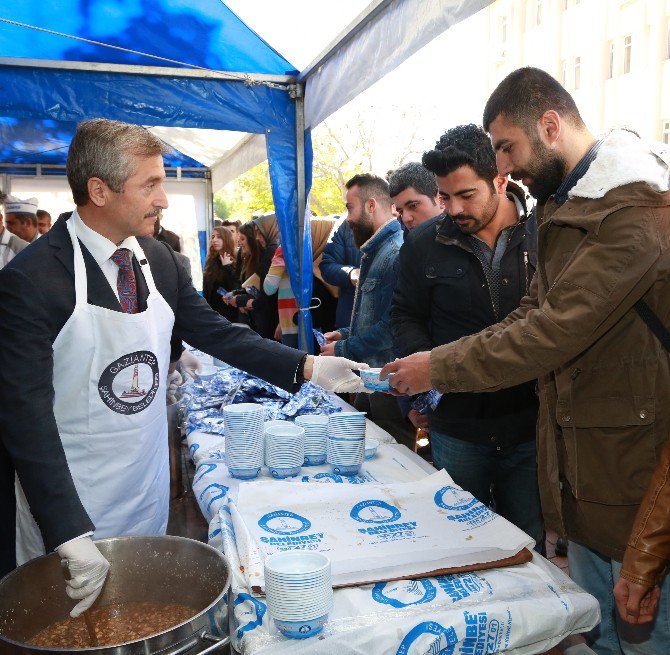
[214,507,598,655]
[191,445,431,523]
[186,430,226,465]
[235,470,535,589]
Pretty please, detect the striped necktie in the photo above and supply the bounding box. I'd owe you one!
[110,248,138,314]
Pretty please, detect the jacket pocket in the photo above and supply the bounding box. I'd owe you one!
[355,278,379,329]
[557,367,657,506]
[426,261,471,312]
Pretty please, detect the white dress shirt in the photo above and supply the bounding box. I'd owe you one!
[71,209,139,303]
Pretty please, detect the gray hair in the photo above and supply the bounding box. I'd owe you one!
[67,119,170,206]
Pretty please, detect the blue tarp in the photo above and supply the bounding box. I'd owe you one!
[0,117,204,167]
[0,0,314,350]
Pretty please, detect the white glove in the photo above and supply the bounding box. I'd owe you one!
[166,369,183,404]
[57,536,110,618]
[311,356,370,393]
[178,350,202,380]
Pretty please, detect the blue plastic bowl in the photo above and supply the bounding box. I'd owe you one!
[274,614,328,639]
[229,467,261,480]
[360,367,393,391]
[303,454,327,466]
[331,463,361,476]
[270,465,301,479]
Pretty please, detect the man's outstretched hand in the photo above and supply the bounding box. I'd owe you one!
[380,352,433,396]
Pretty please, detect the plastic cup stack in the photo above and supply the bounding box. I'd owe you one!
[295,414,328,465]
[264,551,333,639]
[264,421,305,479]
[327,411,366,476]
[223,403,264,479]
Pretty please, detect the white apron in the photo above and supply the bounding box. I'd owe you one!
[16,218,175,564]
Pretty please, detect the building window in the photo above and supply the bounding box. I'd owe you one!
[663,121,670,145]
[574,56,581,89]
[499,15,507,43]
[608,41,614,78]
[623,35,632,74]
[536,0,542,25]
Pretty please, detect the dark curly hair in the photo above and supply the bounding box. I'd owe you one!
[422,124,497,186]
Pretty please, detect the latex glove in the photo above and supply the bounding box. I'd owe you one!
[178,350,202,380]
[57,536,110,617]
[166,369,183,404]
[310,356,370,393]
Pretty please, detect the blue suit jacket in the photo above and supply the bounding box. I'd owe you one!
[0,214,304,574]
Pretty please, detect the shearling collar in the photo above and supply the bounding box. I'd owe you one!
[570,129,670,200]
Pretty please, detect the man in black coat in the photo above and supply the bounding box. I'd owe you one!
[389,124,544,551]
[0,118,366,615]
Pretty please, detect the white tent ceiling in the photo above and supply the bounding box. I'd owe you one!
[170,0,495,192]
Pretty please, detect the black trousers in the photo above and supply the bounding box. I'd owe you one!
[0,446,16,577]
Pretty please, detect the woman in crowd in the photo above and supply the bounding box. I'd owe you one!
[230,217,279,339]
[263,216,338,348]
[202,226,239,322]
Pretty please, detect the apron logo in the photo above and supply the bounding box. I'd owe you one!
[98,350,160,415]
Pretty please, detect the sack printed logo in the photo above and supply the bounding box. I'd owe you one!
[434,486,495,529]
[98,350,159,414]
[396,621,458,655]
[434,486,479,512]
[435,573,491,603]
[458,611,504,654]
[372,579,437,608]
[350,499,402,524]
[258,510,312,535]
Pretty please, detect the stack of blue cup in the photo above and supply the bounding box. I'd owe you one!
[326,411,366,476]
[264,421,305,478]
[264,551,333,639]
[295,414,328,465]
[223,403,264,479]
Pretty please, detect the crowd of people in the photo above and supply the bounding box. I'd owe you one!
[1,65,669,655]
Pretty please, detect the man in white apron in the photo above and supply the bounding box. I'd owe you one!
[0,119,367,616]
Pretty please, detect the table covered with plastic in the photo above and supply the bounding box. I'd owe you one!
[179,363,599,655]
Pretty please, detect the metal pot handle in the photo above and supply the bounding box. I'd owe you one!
[198,631,231,654]
[165,631,230,655]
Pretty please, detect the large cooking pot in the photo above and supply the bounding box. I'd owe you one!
[0,536,231,655]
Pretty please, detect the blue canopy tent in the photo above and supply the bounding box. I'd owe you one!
[0,0,316,349]
[0,0,495,351]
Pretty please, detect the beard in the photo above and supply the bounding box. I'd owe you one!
[452,188,499,236]
[514,136,567,204]
[349,212,375,248]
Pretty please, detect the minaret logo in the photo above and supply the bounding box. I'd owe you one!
[120,364,147,399]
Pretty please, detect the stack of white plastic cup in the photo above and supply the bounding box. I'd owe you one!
[295,414,328,465]
[223,403,264,479]
[327,411,366,475]
[264,421,305,478]
[264,551,333,639]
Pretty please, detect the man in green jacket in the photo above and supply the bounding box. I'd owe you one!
[382,67,670,655]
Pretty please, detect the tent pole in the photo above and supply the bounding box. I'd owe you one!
[293,83,309,353]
